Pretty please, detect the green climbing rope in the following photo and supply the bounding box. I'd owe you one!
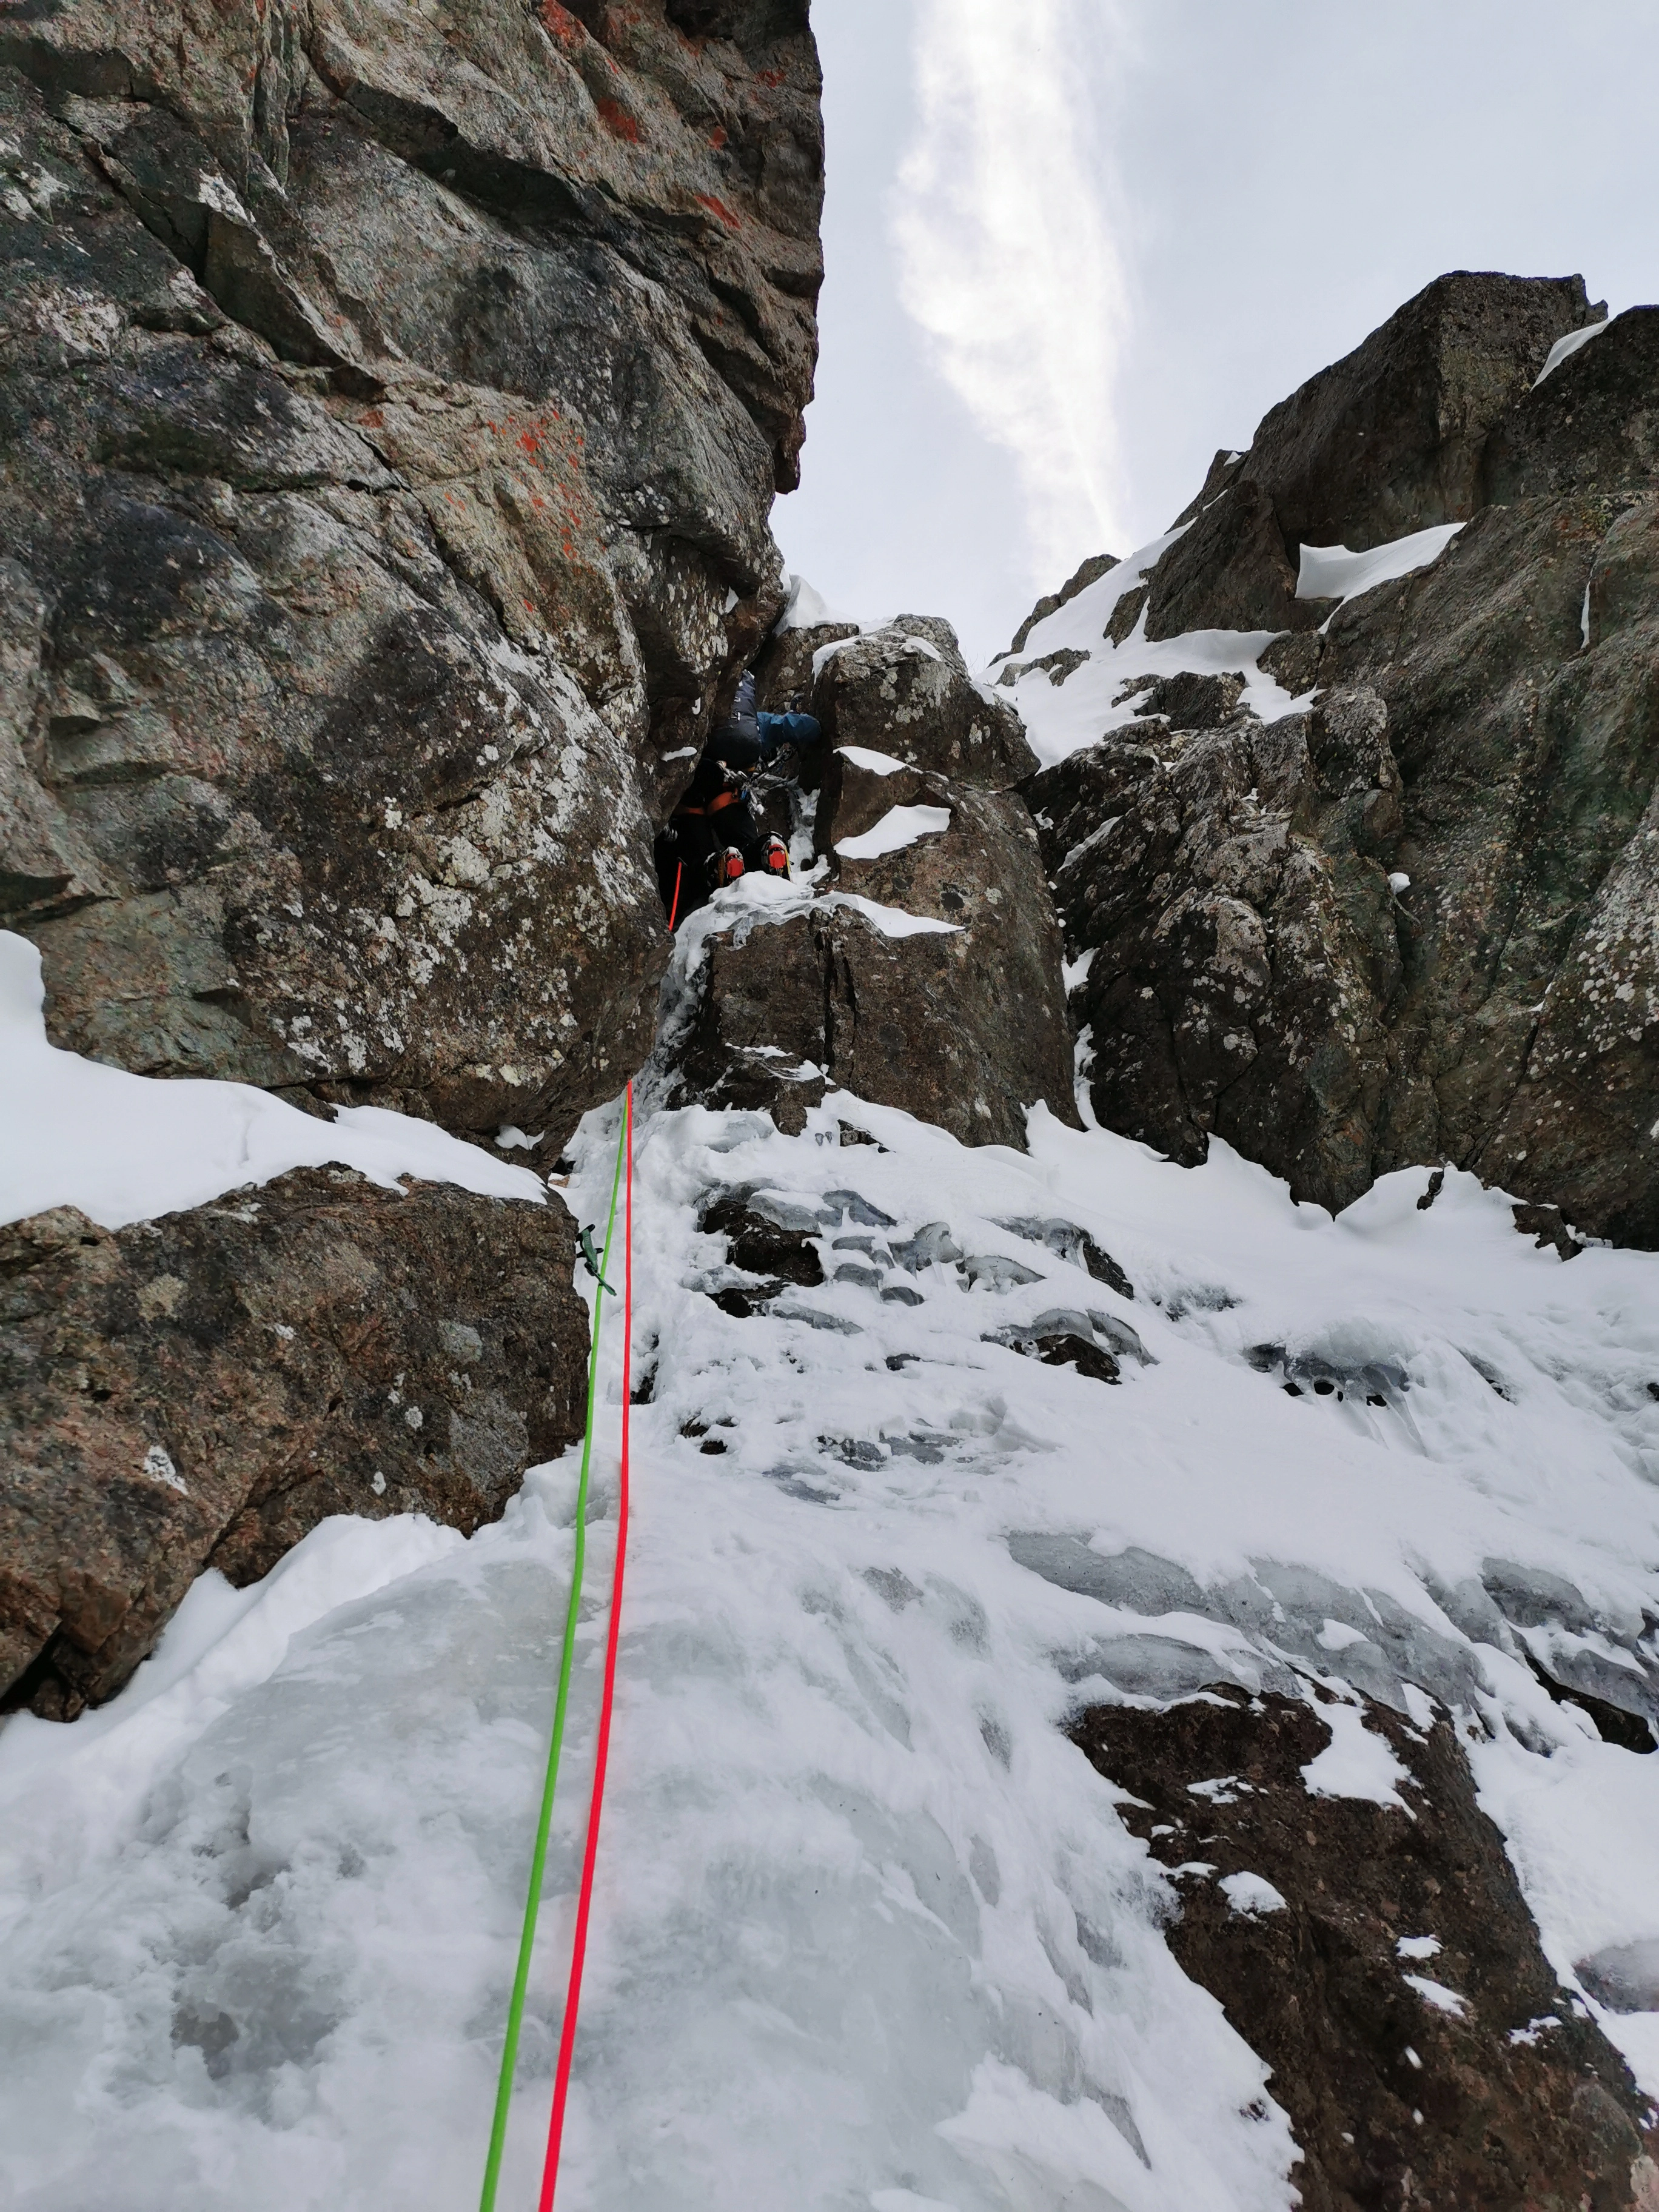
[478,1098,631,2212]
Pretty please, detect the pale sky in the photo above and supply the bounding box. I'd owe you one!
[774,1,1659,666]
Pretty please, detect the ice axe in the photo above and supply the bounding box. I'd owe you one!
[578,1223,615,1295]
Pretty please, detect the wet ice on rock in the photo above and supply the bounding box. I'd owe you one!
[5,1087,1659,2206]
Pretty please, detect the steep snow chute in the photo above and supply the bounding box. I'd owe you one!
[480,1090,634,2212]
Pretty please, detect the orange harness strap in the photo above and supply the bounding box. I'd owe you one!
[672,788,742,820]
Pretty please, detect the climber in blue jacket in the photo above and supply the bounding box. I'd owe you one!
[661,671,821,916]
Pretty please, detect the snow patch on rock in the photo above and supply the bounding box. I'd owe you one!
[0,932,547,1230]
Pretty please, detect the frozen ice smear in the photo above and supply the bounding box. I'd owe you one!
[837,803,953,859]
[5,1034,1659,2198]
[0,931,546,1230]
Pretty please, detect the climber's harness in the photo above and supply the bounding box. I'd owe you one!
[671,788,743,820]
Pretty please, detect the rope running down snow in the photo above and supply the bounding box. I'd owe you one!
[539,1082,634,2207]
[478,1087,632,2212]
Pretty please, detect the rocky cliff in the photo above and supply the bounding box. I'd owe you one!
[0,0,823,1712]
[0,0,822,1136]
[1011,272,1659,1247]
[5,39,1659,2207]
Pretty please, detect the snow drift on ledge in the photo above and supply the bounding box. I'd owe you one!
[0,932,546,1230]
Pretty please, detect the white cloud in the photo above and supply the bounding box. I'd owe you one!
[892,0,1128,584]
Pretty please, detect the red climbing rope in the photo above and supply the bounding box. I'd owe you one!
[537,1082,633,2211]
[668,860,684,931]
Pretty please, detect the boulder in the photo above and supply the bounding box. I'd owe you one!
[1074,1687,1659,2210]
[811,615,1037,789]
[814,745,935,851]
[0,1168,588,1720]
[668,609,1076,1150]
[1127,670,1247,725]
[673,884,1074,1152]
[0,0,825,1139]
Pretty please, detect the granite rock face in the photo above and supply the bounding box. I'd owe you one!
[1029,273,1659,1242]
[0,1169,588,1718]
[0,0,823,1140]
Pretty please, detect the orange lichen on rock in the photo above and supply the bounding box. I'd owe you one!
[595,95,643,142]
[538,1,585,51]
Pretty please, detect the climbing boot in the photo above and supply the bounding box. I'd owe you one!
[716,844,746,887]
[763,834,790,879]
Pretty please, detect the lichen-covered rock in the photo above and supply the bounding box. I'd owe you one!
[752,615,859,717]
[0,0,824,1139]
[0,1168,587,1719]
[811,615,1037,789]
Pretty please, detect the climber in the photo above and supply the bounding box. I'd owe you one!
[660,670,821,918]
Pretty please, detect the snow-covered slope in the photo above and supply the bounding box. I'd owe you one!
[986,520,1466,769]
[4,1071,1658,2208]
[984,531,1302,768]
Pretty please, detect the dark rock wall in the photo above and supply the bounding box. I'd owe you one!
[0,0,821,1714]
[1033,275,1659,1242]
[1074,1686,1659,2211]
[1147,271,1597,638]
[1033,693,1403,1203]
[0,0,823,1141]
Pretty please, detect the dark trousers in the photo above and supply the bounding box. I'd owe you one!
[655,794,769,920]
